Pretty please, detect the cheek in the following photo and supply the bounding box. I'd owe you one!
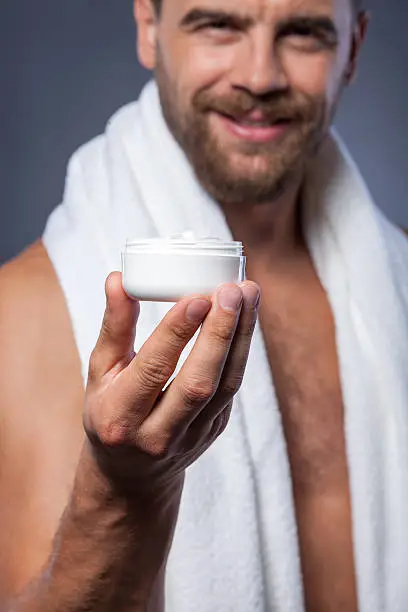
[163,35,237,95]
[282,49,349,107]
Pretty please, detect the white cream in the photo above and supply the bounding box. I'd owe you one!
[122,233,246,302]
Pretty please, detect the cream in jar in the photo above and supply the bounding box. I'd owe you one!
[122,234,246,302]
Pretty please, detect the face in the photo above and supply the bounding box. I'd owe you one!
[136,0,367,206]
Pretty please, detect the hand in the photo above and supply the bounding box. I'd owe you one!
[83,272,260,498]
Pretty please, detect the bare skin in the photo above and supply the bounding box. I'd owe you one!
[0,235,357,612]
[0,0,378,610]
[132,0,368,606]
[1,229,406,610]
[0,240,260,611]
[247,250,358,612]
[0,241,85,601]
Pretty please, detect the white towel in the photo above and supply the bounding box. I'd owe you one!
[43,79,408,612]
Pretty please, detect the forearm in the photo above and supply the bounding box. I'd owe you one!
[8,442,182,612]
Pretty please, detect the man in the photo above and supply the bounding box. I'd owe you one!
[2,0,407,611]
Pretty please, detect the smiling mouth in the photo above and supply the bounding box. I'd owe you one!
[215,112,292,143]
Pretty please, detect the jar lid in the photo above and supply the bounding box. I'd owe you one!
[125,234,244,257]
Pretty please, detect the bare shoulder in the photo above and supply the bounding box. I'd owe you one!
[0,240,83,401]
[0,240,85,601]
[0,239,63,321]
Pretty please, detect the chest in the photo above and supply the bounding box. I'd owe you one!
[254,266,358,611]
[256,265,347,492]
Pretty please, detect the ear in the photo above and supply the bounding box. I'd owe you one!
[134,0,159,70]
[344,11,370,85]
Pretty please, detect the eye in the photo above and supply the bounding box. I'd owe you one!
[288,24,314,37]
[278,20,338,51]
[287,25,324,43]
[199,19,236,32]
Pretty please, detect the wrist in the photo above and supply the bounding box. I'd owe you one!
[77,439,184,520]
[62,441,183,607]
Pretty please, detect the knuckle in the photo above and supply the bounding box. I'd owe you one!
[166,319,192,344]
[213,409,231,438]
[96,418,132,449]
[182,376,217,408]
[100,315,114,340]
[221,375,243,399]
[138,353,174,390]
[243,317,257,339]
[242,316,257,341]
[148,440,171,461]
[210,318,236,344]
[101,314,128,343]
[138,431,173,461]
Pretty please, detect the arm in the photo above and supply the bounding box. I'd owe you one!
[0,244,171,612]
[0,242,259,612]
[9,445,180,612]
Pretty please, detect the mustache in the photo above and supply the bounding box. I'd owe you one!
[193,90,321,123]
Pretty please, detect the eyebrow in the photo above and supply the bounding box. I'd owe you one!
[277,15,338,38]
[179,8,253,30]
[179,8,338,38]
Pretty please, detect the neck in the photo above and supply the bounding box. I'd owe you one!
[220,176,307,269]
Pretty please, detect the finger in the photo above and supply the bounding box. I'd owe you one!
[202,281,260,423]
[141,283,243,436]
[185,401,233,450]
[88,272,140,381]
[118,295,212,421]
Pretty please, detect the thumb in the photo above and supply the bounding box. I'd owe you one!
[88,272,140,380]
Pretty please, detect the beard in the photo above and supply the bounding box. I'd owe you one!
[155,49,334,207]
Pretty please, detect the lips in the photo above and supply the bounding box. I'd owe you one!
[215,111,292,143]
[234,116,289,127]
[233,110,281,125]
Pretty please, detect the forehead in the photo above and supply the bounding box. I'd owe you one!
[168,0,351,20]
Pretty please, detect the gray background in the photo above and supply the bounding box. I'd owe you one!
[0,0,407,264]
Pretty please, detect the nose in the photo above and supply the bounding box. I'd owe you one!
[231,30,289,96]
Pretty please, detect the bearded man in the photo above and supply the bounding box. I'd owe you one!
[1,1,408,612]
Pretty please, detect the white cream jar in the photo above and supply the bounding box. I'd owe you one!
[122,235,246,302]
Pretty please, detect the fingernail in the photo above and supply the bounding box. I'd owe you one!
[217,285,243,312]
[186,298,212,323]
[241,284,260,309]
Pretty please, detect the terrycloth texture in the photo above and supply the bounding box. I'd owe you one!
[43,79,408,612]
